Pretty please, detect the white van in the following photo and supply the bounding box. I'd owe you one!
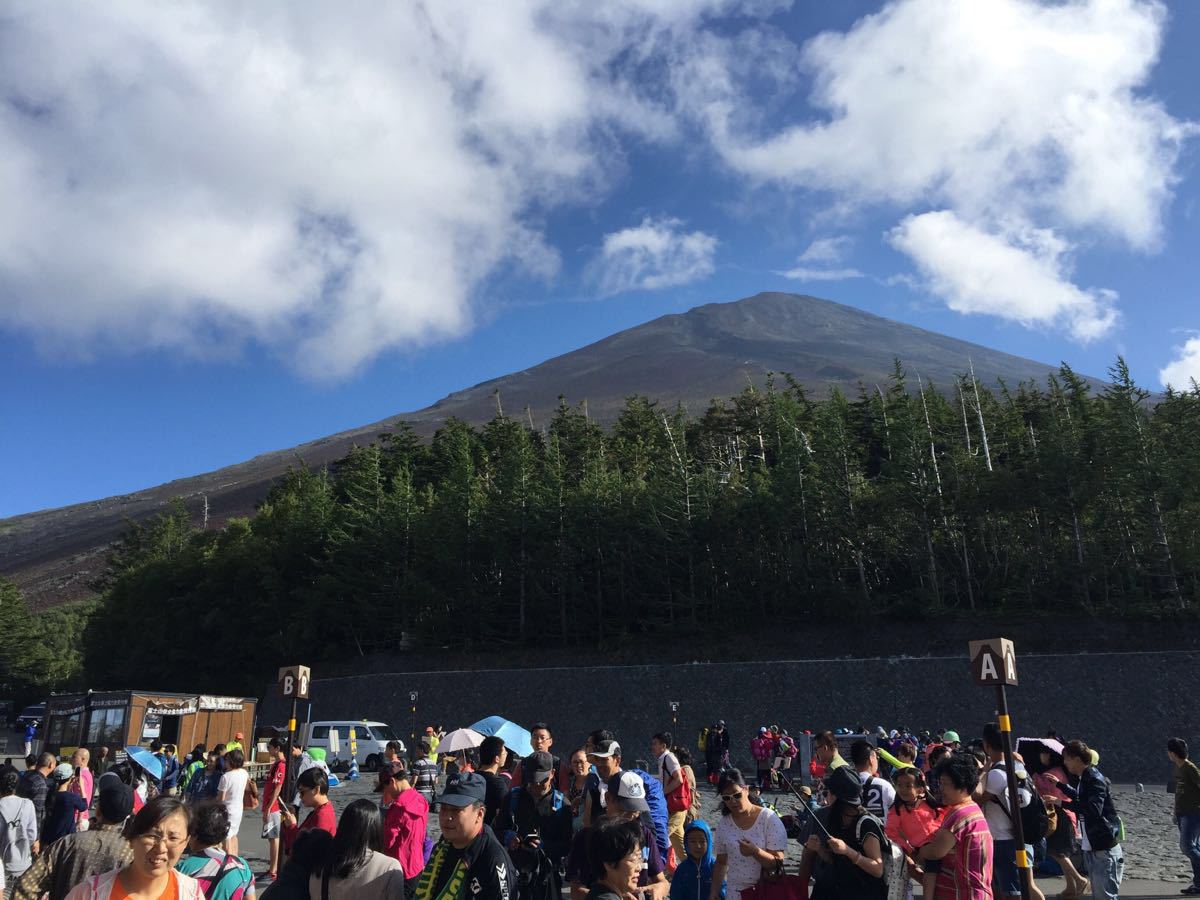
[302,720,404,771]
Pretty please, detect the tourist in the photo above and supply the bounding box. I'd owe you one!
[64,796,203,899]
[186,750,222,804]
[410,740,440,808]
[568,771,667,900]
[919,752,994,899]
[416,773,516,900]
[511,723,564,791]
[670,820,721,900]
[924,745,952,806]
[0,770,38,887]
[813,732,848,774]
[567,749,590,831]
[1044,740,1124,900]
[772,729,798,783]
[377,760,429,897]
[174,800,256,898]
[885,766,942,900]
[17,752,54,829]
[709,770,787,900]
[799,766,885,899]
[703,722,730,779]
[260,830,333,900]
[93,747,112,778]
[311,799,405,899]
[217,748,250,858]
[160,745,181,797]
[477,736,509,828]
[10,783,134,900]
[583,738,623,825]
[851,739,896,824]
[979,723,1043,900]
[496,749,572,896]
[1032,740,1088,898]
[23,722,36,758]
[1169,738,1200,895]
[942,731,963,752]
[70,748,94,832]
[281,767,337,856]
[261,738,288,883]
[675,748,702,825]
[584,819,642,900]
[750,729,774,790]
[652,733,686,864]
[41,764,90,848]
[227,733,245,756]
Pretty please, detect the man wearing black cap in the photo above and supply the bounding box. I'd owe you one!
[416,773,517,900]
[496,750,573,886]
[704,721,730,778]
[10,783,134,900]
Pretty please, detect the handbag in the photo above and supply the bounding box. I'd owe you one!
[243,775,259,811]
[740,865,806,900]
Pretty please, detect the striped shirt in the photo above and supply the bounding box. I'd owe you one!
[933,802,993,900]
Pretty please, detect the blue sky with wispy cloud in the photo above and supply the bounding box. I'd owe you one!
[2,0,1197,515]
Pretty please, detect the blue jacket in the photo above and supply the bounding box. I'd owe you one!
[669,820,724,900]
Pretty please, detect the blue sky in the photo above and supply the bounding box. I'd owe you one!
[2,0,1198,517]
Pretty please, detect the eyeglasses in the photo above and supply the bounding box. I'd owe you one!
[138,830,185,848]
[720,792,743,802]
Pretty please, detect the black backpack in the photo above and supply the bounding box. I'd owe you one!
[990,763,1049,842]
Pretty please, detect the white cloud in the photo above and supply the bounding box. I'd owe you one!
[0,0,753,379]
[1160,336,1200,390]
[591,217,718,295]
[677,0,1195,338]
[888,211,1118,342]
[779,234,863,280]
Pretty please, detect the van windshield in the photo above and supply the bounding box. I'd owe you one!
[368,724,397,740]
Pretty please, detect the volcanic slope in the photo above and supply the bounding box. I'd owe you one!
[1,292,1092,607]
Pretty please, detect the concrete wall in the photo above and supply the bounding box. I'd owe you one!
[260,650,1198,782]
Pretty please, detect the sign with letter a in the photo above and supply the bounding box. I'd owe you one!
[969,638,1018,686]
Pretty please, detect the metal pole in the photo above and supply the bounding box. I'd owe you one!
[996,684,1032,900]
[282,697,299,810]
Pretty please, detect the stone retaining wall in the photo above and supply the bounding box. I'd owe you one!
[260,650,1197,781]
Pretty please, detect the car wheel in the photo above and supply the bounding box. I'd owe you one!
[365,754,380,772]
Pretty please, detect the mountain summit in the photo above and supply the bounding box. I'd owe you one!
[1,292,1086,607]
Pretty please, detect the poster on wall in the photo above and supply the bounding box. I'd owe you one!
[142,713,162,740]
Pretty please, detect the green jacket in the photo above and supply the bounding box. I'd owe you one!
[1176,759,1200,817]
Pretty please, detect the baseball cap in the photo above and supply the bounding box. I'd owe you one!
[758,727,767,734]
[716,720,726,727]
[941,731,961,744]
[440,772,487,808]
[425,726,435,734]
[825,766,863,805]
[234,732,244,740]
[607,771,650,813]
[589,740,621,759]
[52,763,74,782]
[98,783,133,823]
[527,751,556,782]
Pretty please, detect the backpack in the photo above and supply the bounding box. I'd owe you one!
[855,813,907,900]
[665,763,692,815]
[698,728,710,752]
[0,797,34,875]
[989,763,1049,843]
[628,769,670,859]
[779,736,797,759]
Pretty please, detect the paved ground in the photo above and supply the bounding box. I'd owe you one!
[235,774,1194,896]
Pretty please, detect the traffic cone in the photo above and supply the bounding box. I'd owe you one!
[348,756,359,781]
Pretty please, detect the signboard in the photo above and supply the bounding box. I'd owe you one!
[141,713,162,740]
[278,666,311,700]
[147,698,199,716]
[969,638,1018,686]
[199,695,244,712]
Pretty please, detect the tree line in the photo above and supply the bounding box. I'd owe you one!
[2,359,1197,699]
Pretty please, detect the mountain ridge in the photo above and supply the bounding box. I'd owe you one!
[0,292,1102,608]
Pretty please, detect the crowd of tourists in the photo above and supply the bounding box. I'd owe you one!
[0,724,1197,900]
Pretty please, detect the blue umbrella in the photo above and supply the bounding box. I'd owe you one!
[470,716,534,757]
[124,745,163,780]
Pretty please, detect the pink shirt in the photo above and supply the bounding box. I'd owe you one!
[933,802,993,900]
[73,766,94,824]
[382,787,429,880]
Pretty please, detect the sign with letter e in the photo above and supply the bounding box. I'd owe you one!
[969,638,1018,686]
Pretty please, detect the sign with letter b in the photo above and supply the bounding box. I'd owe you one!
[278,665,312,699]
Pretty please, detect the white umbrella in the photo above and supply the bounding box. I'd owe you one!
[440,727,485,753]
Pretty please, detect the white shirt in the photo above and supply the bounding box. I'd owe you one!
[218,768,249,818]
[657,750,681,787]
[858,771,896,823]
[983,763,1031,841]
[714,807,788,897]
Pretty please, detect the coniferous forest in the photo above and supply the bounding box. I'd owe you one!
[3,359,1199,697]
